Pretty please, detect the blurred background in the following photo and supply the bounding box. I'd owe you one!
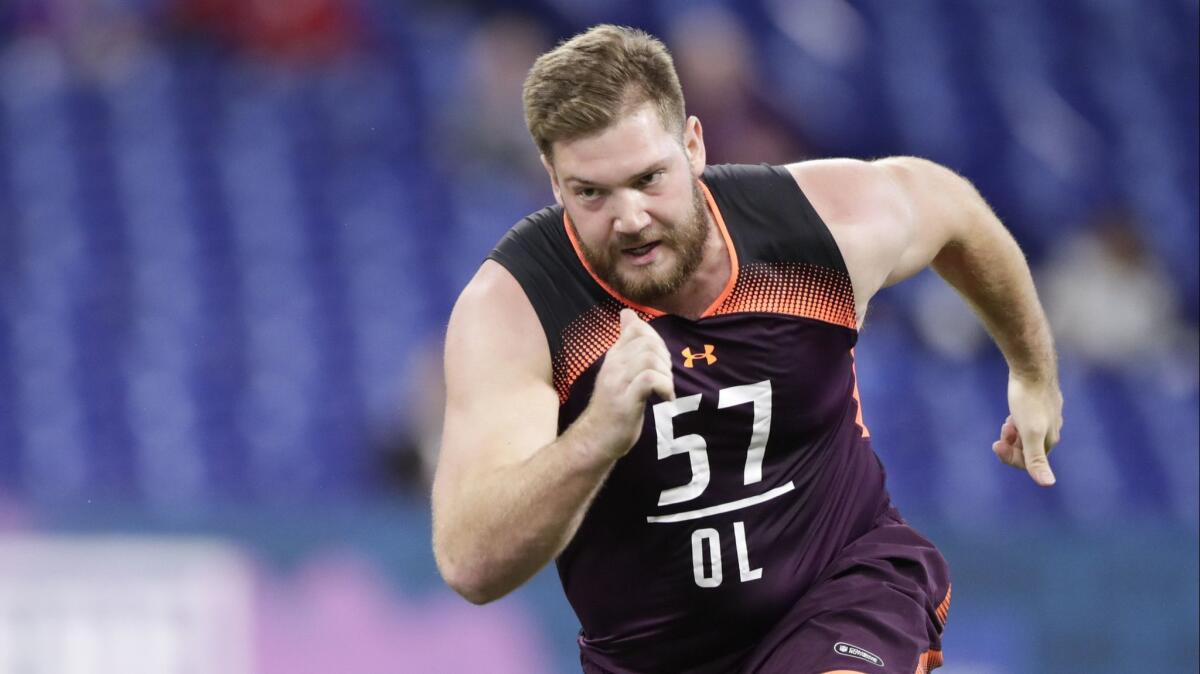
[0,0,1196,672]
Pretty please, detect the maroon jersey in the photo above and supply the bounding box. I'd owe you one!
[489,164,922,672]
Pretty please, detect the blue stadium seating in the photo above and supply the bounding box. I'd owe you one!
[0,0,1194,529]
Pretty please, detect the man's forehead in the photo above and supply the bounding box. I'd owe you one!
[557,152,674,186]
[550,107,680,185]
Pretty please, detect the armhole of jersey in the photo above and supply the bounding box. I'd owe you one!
[704,163,852,280]
[485,223,564,362]
[486,263,551,361]
[766,164,855,292]
[484,206,616,382]
[700,164,859,334]
[487,218,630,405]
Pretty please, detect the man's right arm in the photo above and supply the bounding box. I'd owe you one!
[431,260,673,604]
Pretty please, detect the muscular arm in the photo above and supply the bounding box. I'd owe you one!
[789,157,1062,485]
[432,261,673,604]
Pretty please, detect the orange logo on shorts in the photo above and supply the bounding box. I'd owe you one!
[681,345,717,368]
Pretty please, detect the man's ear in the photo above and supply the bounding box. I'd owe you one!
[683,115,706,177]
[541,154,563,206]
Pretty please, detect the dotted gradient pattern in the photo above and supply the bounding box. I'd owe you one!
[712,262,856,329]
[552,263,854,402]
[554,299,640,403]
[916,649,944,674]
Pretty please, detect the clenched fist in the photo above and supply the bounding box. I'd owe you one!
[578,309,676,461]
[993,373,1063,487]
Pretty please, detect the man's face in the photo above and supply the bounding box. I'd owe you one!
[546,104,708,306]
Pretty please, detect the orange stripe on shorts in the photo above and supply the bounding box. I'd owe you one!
[914,649,944,674]
[935,584,952,626]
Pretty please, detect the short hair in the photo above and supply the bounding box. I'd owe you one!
[522,24,686,159]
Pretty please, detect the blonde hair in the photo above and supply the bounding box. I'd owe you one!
[522,25,686,159]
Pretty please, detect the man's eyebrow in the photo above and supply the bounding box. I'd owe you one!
[563,160,670,187]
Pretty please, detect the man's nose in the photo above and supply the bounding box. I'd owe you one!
[611,190,651,235]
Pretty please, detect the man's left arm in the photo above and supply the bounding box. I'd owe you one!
[788,156,1062,486]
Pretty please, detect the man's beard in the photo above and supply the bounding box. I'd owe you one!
[571,182,709,306]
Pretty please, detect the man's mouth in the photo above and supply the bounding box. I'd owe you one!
[622,241,660,257]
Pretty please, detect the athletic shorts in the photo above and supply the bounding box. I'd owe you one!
[581,506,951,674]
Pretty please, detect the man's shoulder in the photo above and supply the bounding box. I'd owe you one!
[489,203,568,274]
[702,162,788,185]
[701,163,804,207]
[508,203,565,238]
[485,201,598,350]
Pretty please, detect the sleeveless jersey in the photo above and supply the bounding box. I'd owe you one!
[487,164,893,673]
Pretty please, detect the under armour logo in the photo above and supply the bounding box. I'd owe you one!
[681,344,717,368]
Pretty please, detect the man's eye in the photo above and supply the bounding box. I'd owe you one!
[639,171,664,187]
[577,188,600,200]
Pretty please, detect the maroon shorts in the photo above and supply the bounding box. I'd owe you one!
[734,507,951,674]
[581,507,951,674]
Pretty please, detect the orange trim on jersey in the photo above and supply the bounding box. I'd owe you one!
[561,179,739,319]
[697,180,739,317]
[914,649,944,674]
[850,349,871,438]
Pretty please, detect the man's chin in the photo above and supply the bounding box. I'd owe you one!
[611,269,677,305]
